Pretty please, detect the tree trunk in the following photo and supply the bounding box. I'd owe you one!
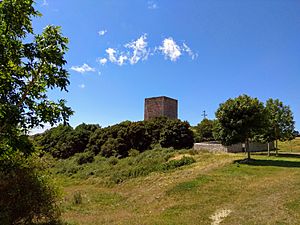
[267,142,270,157]
[275,139,278,156]
[246,139,250,160]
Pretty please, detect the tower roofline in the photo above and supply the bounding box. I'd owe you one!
[145,96,177,101]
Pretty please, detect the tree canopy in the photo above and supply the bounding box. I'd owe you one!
[34,118,194,159]
[0,0,73,157]
[215,94,266,159]
[194,118,215,142]
[264,98,295,154]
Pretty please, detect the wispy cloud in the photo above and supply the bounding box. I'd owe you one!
[148,1,158,10]
[159,38,181,61]
[98,34,197,66]
[105,48,117,63]
[182,43,198,60]
[117,55,128,66]
[124,34,149,64]
[98,29,107,36]
[71,63,96,73]
[98,58,108,65]
[78,84,85,89]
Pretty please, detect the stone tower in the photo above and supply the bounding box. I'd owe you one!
[144,96,178,120]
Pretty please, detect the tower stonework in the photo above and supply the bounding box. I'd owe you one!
[144,96,178,120]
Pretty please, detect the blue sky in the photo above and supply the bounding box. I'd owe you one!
[33,0,300,130]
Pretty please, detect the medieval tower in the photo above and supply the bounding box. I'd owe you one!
[144,96,178,120]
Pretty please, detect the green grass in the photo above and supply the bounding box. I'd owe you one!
[51,148,196,185]
[48,139,300,225]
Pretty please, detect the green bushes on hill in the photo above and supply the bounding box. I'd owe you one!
[51,148,196,184]
[33,117,194,159]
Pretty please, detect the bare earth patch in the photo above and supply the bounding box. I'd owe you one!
[210,209,232,225]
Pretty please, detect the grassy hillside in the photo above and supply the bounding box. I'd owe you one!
[50,139,300,225]
[278,137,300,153]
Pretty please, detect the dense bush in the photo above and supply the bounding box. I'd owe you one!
[34,123,99,158]
[194,119,216,142]
[161,156,196,170]
[0,152,62,225]
[34,118,194,159]
[87,117,193,158]
[159,119,194,149]
[76,151,94,165]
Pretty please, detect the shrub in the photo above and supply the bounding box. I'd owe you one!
[0,152,61,225]
[72,192,83,205]
[128,149,140,157]
[159,119,194,149]
[161,156,196,171]
[76,151,94,165]
[108,157,119,165]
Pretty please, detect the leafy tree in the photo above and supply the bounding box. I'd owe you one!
[194,118,215,142]
[215,95,266,159]
[0,0,73,157]
[101,137,127,157]
[159,119,194,149]
[127,121,152,151]
[34,123,100,158]
[265,98,295,155]
[0,0,72,223]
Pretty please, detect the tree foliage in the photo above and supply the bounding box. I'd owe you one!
[0,154,61,225]
[215,95,266,159]
[0,0,73,157]
[194,119,215,142]
[34,123,99,158]
[265,98,295,143]
[0,0,72,224]
[34,118,194,159]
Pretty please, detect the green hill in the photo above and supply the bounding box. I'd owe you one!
[50,138,300,225]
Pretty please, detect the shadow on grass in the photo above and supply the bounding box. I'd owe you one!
[234,158,300,168]
[252,152,300,159]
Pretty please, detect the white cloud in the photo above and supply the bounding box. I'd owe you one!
[117,55,128,66]
[159,37,181,61]
[98,58,108,65]
[182,43,198,60]
[98,35,197,66]
[98,30,107,36]
[148,1,158,9]
[106,48,117,63]
[124,34,149,64]
[70,63,96,73]
[78,84,85,89]
[42,0,48,6]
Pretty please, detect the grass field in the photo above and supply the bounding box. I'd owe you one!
[52,138,300,225]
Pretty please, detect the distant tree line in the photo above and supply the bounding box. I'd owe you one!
[33,117,194,159]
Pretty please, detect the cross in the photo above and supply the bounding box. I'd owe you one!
[201,110,207,119]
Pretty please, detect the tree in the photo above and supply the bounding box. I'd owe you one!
[265,98,295,156]
[194,118,215,142]
[0,0,72,224]
[159,119,194,149]
[215,95,266,159]
[0,0,73,157]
